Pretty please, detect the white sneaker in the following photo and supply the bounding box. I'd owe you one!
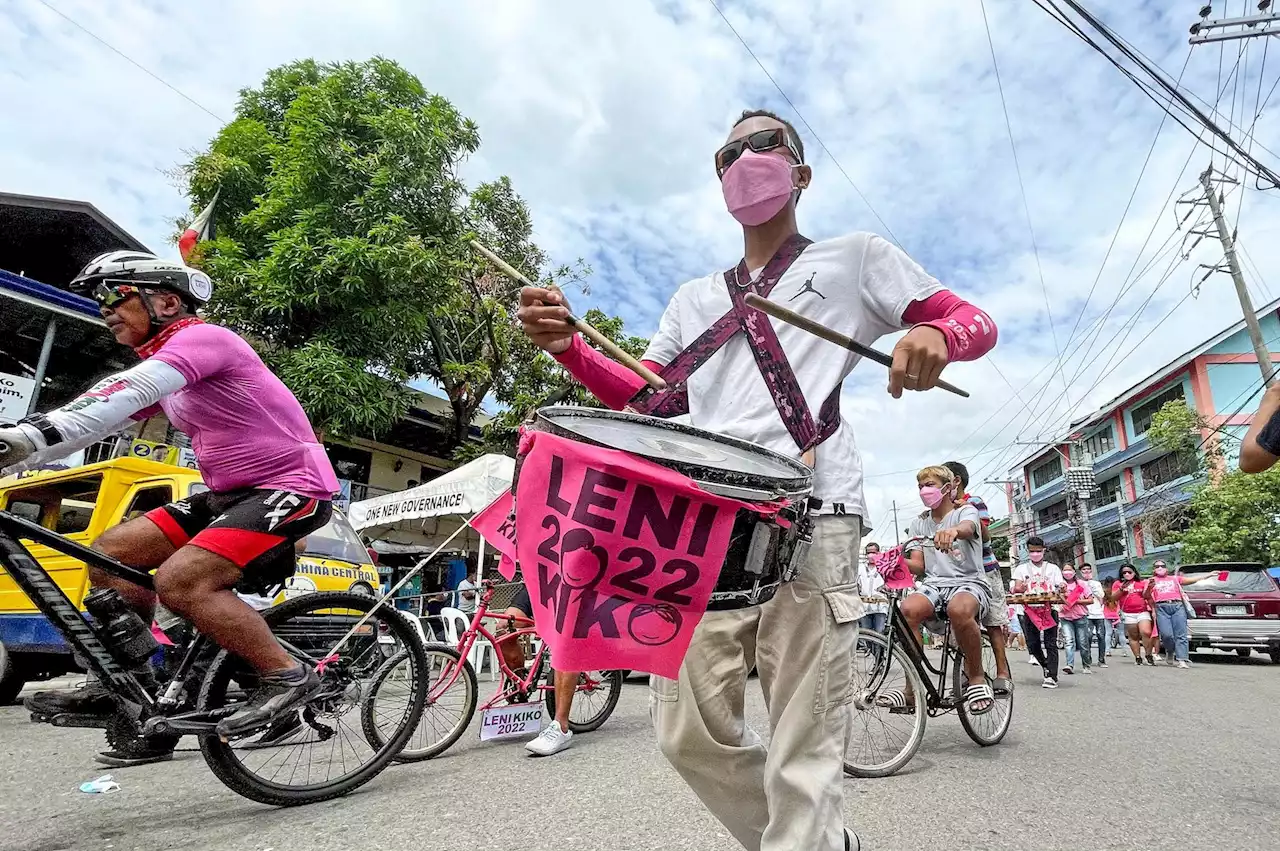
[1177,660,1190,669]
[525,723,573,756]
[1028,657,1040,665]
[1082,667,1093,675]
[1041,677,1058,689]
[1153,654,1163,662]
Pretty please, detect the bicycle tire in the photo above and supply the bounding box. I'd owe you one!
[953,637,1013,747]
[545,668,623,733]
[196,592,428,806]
[844,630,927,778]
[361,643,477,762]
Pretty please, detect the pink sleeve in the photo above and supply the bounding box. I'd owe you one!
[901,290,997,362]
[551,335,662,410]
[131,404,163,422]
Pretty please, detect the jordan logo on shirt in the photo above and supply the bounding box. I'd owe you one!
[789,272,825,301]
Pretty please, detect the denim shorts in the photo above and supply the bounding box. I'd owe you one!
[915,580,991,626]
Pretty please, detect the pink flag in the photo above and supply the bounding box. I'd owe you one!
[178,189,219,262]
[509,430,753,678]
[470,490,517,580]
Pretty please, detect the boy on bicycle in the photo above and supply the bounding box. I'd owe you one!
[900,465,994,714]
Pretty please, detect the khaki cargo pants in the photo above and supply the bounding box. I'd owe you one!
[650,515,863,851]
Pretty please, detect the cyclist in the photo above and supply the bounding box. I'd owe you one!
[0,251,338,742]
[497,583,579,756]
[898,465,993,715]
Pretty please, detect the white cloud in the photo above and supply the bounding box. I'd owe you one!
[4,0,1280,531]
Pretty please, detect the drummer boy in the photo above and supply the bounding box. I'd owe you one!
[517,108,997,851]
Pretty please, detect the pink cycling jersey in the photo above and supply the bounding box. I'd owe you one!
[139,323,338,499]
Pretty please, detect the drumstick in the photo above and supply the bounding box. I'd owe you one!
[470,240,667,390]
[743,293,970,399]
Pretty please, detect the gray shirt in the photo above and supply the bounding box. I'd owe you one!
[906,504,984,587]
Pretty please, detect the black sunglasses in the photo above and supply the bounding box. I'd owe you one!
[92,282,148,309]
[714,128,803,178]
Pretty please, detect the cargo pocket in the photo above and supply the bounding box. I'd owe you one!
[814,583,864,715]
[649,673,680,705]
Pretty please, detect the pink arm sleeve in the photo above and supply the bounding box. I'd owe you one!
[551,335,660,410]
[901,290,997,362]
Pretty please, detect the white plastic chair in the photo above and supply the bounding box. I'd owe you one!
[439,606,499,680]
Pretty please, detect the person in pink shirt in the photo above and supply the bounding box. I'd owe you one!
[1058,565,1094,675]
[1143,559,1217,669]
[1111,563,1156,665]
[0,252,337,746]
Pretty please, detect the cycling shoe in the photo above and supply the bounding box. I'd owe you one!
[215,666,320,740]
[25,681,115,718]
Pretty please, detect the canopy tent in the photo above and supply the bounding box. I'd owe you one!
[348,453,514,581]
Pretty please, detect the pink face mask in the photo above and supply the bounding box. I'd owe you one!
[1153,567,1168,577]
[919,486,946,509]
[1029,551,1045,564]
[721,150,798,226]
[1062,572,1076,582]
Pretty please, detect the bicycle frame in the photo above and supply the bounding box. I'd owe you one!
[867,591,965,713]
[0,509,311,736]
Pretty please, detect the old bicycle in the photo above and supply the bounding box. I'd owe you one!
[844,538,1013,778]
[0,507,429,806]
[361,580,622,760]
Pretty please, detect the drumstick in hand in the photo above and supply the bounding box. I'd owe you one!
[470,240,667,390]
[744,293,969,399]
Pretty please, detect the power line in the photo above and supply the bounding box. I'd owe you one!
[34,0,224,123]
[704,0,905,248]
[979,0,1068,406]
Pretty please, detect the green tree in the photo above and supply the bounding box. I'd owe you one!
[178,57,634,447]
[1146,400,1219,473]
[1177,467,1280,564]
[990,535,1010,562]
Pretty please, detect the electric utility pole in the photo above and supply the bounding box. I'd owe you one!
[1200,167,1276,386]
[1115,488,1132,561]
[1188,1,1279,45]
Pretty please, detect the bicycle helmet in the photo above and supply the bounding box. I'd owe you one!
[71,250,212,308]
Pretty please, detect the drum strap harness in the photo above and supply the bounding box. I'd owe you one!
[628,233,841,454]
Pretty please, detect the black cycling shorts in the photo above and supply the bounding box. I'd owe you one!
[509,584,532,618]
[146,488,333,595]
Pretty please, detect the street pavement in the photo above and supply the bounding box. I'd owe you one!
[3,646,1279,851]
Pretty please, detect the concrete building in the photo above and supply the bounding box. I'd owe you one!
[0,192,486,506]
[1005,298,1280,578]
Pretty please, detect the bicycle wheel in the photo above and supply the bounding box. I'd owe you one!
[361,643,477,762]
[844,630,927,778]
[197,592,428,806]
[953,636,1013,747]
[544,668,623,733]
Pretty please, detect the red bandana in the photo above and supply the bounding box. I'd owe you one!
[134,316,204,359]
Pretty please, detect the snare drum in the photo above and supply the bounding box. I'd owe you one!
[528,407,814,610]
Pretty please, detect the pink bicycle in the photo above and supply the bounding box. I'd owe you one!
[360,580,623,761]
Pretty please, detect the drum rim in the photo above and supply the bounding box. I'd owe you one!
[533,405,813,497]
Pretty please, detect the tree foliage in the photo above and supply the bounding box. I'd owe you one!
[178,57,644,448]
[990,535,1010,562]
[1177,467,1280,564]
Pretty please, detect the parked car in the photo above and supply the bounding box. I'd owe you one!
[1181,562,1280,663]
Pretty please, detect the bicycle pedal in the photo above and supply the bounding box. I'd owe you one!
[47,712,114,730]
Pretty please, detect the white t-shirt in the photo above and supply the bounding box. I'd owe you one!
[455,578,478,614]
[1011,561,1065,594]
[642,232,943,516]
[856,559,887,614]
[1084,579,1106,618]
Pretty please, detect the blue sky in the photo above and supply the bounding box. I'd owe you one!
[3,0,1279,531]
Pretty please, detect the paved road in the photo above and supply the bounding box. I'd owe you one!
[3,647,1279,851]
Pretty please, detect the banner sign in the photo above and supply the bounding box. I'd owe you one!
[0,372,36,424]
[474,431,749,678]
[479,703,546,742]
[356,491,466,525]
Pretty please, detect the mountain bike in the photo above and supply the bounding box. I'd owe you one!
[361,580,622,760]
[844,539,1013,778]
[0,508,428,806]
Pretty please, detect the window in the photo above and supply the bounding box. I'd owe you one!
[1130,384,1186,436]
[123,486,173,522]
[0,476,103,534]
[1096,476,1123,504]
[324,443,372,484]
[1081,427,1115,461]
[1030,456,1063,489]
[1140,453,1196,489]
[1094,530,1126,560]
[1037,500,1068,527]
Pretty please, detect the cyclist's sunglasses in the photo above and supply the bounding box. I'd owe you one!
[714,128,803,178]
[92,282,148,309]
